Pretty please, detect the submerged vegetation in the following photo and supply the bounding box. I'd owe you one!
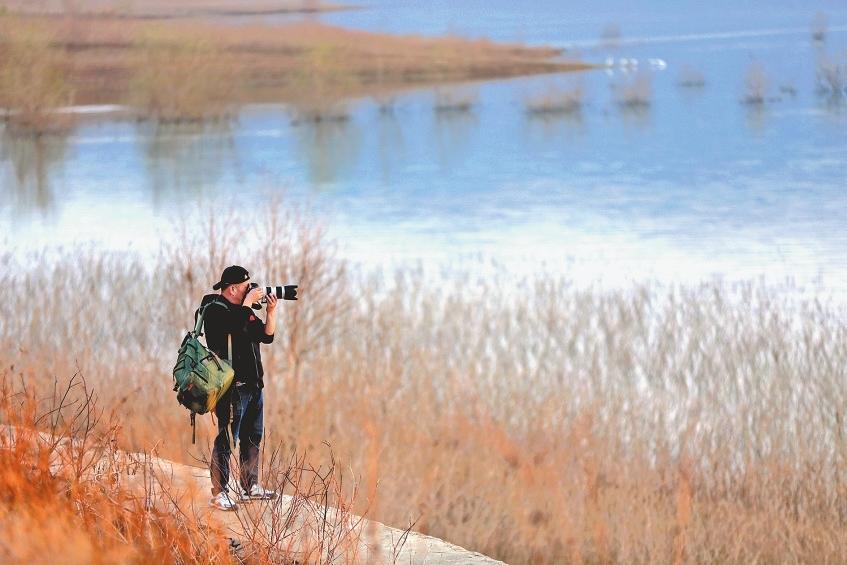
[811,12,829,43]
[677,65,706,88]
[2,207,847,563]
[816,52,847,97]
[742,63,769,105]
[433,88,478,114]
[525,81,585,116]
[613,70,652,107]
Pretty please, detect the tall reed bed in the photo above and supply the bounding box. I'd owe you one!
[2,206,847,563]
[0,19,74,132]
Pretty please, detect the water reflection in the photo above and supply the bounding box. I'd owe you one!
[375,105,406,185]
[617,102,652,130]
[521,78,587,144]
[743,102,769,134]
[290,110,362,188]
[523,108,586,146]
[137,119,238,206]
[817,92,846,117]
[612,71,653,130]
[0,125,70,214]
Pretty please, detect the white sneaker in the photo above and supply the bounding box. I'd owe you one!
[209,491,238,511]
[238,484,278,501]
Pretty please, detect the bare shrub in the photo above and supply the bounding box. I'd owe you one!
[812,12,828,42]
[251,202,353,384]
[434,88,477,113]
[677,65,706,88]
[373,94,397,115]
[742,62,768,104]
[779,83,797,96]
[289,102,351,125]
[525,81,584,115]
[816,52,846,96]
[613,70,652,107]
[229,444,368,562]
[600,23,622,48]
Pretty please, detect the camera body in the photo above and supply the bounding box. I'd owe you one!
[247,282,298,309]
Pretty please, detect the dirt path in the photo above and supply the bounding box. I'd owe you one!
[138,455,505,564]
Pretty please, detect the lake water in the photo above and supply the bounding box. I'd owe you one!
[2,0,847,288]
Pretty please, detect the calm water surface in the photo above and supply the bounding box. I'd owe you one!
[2,0,846,288]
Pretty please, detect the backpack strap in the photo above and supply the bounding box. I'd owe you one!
[195,300,232,359]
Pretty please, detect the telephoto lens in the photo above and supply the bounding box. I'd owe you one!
[265,285,298,301]
[246,282,298,309]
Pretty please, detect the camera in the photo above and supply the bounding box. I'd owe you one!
[247,282,298,309]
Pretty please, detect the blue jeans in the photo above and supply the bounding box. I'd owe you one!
[210,384,264,495]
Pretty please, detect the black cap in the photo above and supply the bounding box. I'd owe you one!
[213,265,250,290]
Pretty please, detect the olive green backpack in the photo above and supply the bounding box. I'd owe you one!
[172,301,235,443]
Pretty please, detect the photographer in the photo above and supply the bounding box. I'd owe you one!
[201,265,279,511]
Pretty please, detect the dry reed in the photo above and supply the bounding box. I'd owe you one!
[742,63,769,105]
[2,204,847,563]
[613,70,652,107]
[525,81,585,116]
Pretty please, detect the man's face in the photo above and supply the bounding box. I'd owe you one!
[229,280,251,303]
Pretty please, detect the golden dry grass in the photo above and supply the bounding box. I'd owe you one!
[0,372,368,562]
[2,204,847,562]
[0,377,238,563]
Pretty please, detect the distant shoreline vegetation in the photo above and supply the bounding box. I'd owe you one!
[0,11,590,132]
[0,0,351,18]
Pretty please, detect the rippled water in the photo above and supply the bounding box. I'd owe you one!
[2,0,846,288]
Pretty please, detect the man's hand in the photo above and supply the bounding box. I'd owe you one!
[243,286,265,307]
[264,293,278,337]
[266,293,278,315]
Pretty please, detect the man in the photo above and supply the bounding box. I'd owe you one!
[200,265,279,511]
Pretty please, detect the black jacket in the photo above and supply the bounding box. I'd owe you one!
[198,294,274,388]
